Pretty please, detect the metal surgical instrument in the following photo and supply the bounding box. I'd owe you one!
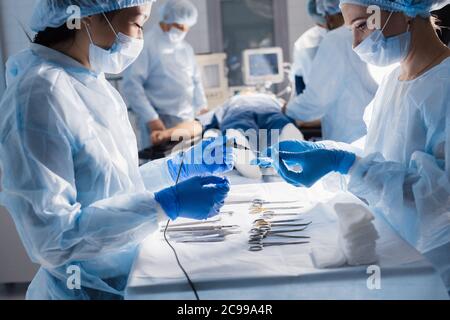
[161,225,239,233]
[249,233,310,241]
[250,226,309,236]
[225,199,300,206]
[168,217,222,228]
[249,206,304,214]
[249,241,309,252]
[253,218,303,224]
[230,141,262,155]
[254,220,312,228]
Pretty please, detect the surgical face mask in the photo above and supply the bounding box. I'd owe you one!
[167,28,187,44]
[353,12,411,67]
[85,14,144,74]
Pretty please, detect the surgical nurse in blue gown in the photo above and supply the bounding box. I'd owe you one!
[256,0,450,291]
[0,0,234,300]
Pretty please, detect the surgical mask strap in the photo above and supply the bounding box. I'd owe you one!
[102,13,119,38]
[84,22,95,45]
[374,11,394,42]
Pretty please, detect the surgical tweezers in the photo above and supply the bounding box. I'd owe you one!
[249,233,310,241]
[254,220,311,228]
[260,211,304,219]
[225,198,301,206]
[253,218,303,224]
[167,217,222,228]
[249,206,304,214]
[249,241,309,252]
[161,225,239,233]
[250,226,309,236]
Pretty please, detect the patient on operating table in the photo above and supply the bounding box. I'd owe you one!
[150,93,305,179]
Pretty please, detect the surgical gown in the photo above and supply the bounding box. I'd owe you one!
[0,44,175,300]
[286,26,379,144]
[291,25,327,85]
[347,57,450,289]
[122,26,207,149]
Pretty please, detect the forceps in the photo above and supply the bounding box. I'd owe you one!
[253,218,303,224]
[249,241,309,252]
[251,210,303,219]
[161,225,239,233]
[253,220,312,229]
[250,226,309,237]
[225,198,300,206]
[168,216,222,228]
[249,202,303,210]
[249,233,310,241]
[249,206,304,214]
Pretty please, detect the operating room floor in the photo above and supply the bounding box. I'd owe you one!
[0,283,28,300]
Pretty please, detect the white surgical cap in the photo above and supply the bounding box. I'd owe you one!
[159,0,198,26]
[339,0,450,17]
[30,0,156,32]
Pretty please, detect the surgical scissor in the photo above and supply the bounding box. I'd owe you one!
[249,241,309,252]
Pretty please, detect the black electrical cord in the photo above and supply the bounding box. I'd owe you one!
[162,152,200,300]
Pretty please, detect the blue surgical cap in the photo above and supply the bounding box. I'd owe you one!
[316,0,342,15]
[30,0,156,32]
[339,0,450,17]
[308,0,328,24]
[159,0,198,26]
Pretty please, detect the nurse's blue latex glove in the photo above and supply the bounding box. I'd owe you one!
[155,176,230,220]
[273,149,356,188]
[251,140,325,168]
[167,137,235,182]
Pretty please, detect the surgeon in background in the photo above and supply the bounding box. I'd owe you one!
[123,0,208,150]
[286,0,379,144]
[291,0,342,95]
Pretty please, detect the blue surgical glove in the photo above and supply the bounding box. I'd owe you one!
[167,136,235,182]
[272,149,356,188]
[155,176,230,220]
[251,140,325,168]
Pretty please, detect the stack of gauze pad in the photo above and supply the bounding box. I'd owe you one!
[335,203,379,266]
[311,202,379,268]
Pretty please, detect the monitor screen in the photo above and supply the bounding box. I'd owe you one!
[202,64,221,89]
[248,53,279,77]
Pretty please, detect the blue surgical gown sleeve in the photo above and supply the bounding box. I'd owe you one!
[347,104,450,255]
[139,158,175,192]
[0,92,167,270]
[122,46,159,123]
